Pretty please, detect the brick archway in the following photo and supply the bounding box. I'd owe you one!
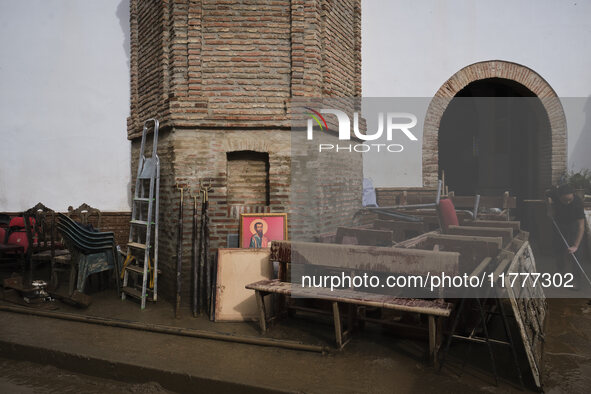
[423,60,566,194]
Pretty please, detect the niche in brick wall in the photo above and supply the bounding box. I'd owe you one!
[226,151,270,206]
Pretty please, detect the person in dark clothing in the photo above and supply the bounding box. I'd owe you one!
[550,184,587,289]
[553,184,585,254]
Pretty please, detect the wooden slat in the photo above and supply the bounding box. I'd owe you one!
[424,234,503,249]
[446,226,513,247]
[335,226,393,246]
[332,302,343,348]
[463,220,520,232]
[373,220,426,232]
[270,241,460,275]
[417,234,502,273]
[246,279,453,317]
[395,230,440,248]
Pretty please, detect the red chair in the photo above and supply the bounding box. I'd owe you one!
[0,216,32,272]
[5,216,36,252]
[437,198,459,233]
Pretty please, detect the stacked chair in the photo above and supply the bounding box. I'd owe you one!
[56,213,120,295]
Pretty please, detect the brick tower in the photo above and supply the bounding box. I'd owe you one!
[127,0,363,302]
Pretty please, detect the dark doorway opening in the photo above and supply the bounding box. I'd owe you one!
[226,151,270,206]
[438,78,552,217]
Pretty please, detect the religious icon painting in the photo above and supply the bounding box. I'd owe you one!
[239,213,288,248]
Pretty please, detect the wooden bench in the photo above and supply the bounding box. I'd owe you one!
[245,241,460,364]
[246,279,452,363]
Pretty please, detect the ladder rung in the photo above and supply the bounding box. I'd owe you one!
[133,197,153,202]
[130,220,153,226]
[122,286,154,301]
[125,265,162,275]
[128,242,149,250]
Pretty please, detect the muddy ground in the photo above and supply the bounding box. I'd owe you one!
[1,263,590,393]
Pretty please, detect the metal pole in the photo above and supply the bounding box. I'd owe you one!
[191,191,199,317]
[473,194,481,219]
[175,184,185,318]
[551,218,591,288]
[435,180,442,205]
[0,305,327,353]
[198,179,212,316]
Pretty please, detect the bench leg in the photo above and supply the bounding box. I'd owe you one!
[428,316,443,367]
[332,302,343,349]
[255,290,267,333]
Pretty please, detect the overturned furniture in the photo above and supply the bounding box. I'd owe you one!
[246,240,458,363]
[398,217,544,389]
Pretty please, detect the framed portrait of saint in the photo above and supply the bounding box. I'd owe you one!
[239,213,288,248]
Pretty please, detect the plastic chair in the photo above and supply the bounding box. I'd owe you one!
[57,213,120,295]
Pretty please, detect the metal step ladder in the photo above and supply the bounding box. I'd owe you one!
[121,118,160,309]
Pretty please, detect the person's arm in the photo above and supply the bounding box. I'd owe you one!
[546,196,555,218]
[568,218,585,254]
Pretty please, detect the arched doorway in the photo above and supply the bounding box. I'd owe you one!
[423,61,567,203]
[439,78,550,202]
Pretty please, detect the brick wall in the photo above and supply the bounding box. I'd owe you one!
[423,61,567,196]
[99,212,132,247]
[128,0,363,303]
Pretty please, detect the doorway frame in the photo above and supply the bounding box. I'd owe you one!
[423,60,567,196]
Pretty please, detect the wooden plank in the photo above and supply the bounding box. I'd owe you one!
[417,234,502,273]
[446,226,513,247]
[373,220,426,232]
[395,230,441,249]
[470,257,493,278]
[505,242,546,389]
[335,226,393,246]
[214,249,273,322]
[332,302,343,348]
[428,316,436,365]
[255,290,267,332]
[424,234,503,249]
[435,317,443,368]
[463,220,520,232]
[246,279,453,317]
[433,317,443,368]
[270,241,460,275]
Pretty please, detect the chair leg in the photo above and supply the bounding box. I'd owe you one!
[255,291,267,332]
[429,316,436,365]
[429,316,443,368]
[333,302,343,349]
[112,247,121,294]
[69,263,76,296]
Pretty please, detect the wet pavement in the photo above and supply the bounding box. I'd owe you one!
[0,357,171,394]
[543,298,591,393]
[0,265,590,392]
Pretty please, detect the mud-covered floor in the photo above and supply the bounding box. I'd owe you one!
[0,357,172,394]
[1,263,590,393]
